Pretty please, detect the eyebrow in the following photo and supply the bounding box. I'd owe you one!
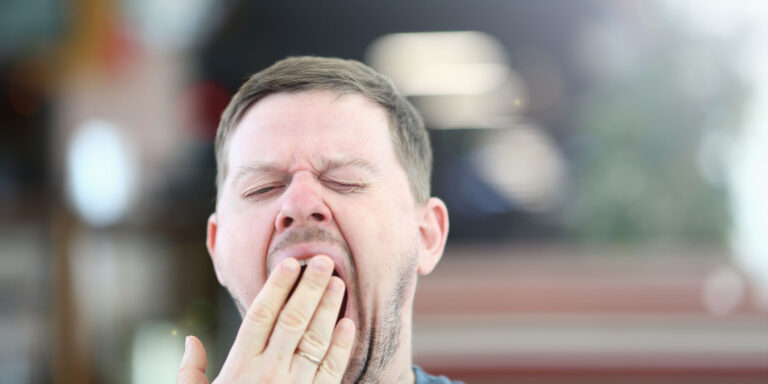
[231,157,379,186]
[320,158,379,175]
[230,162,282,187]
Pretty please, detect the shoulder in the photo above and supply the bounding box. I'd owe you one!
[412,365,465,384]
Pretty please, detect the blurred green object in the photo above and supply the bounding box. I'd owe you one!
[565,10,747,243]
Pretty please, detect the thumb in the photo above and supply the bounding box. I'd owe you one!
[177,335,209,384]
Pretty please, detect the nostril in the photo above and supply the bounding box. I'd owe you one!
[282,217,293,228]
[311,213,324,221]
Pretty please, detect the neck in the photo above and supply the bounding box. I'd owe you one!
[352,262,421,384]
[377,322,415,384]
[372,290,417,384]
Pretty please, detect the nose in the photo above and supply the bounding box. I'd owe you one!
[275,173,332,233]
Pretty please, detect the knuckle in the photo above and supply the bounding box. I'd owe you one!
[304,275,327,291]
[299,329,327,353]
[245,303,277,326]
[271,274,294,291]
[254,368,276,384]
[320,355,343,378]
[176,365,198,378]
[336,332,353,350]
[277,309,309,332]
[320,294,340,310]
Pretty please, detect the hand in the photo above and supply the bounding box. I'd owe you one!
[177,256,355,383]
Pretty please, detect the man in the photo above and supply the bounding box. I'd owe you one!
[177,56,458,384]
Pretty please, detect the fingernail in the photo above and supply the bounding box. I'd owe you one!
[339,318,353,332]
[311,256,332,272]
[185,336,191,351]
[282,258,298,272]
[328,277,342,292]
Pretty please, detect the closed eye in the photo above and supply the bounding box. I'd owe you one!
[324,180,365,193]
[244,184,284,198]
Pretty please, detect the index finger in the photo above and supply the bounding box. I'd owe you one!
[230,258,301,359]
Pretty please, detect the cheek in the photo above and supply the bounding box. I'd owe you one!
[216,209,274,301]
[336,198,392,246]
[337,193,417,270]
[381,188,419,242]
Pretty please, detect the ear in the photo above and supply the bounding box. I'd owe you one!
[417,197,449,276]
[206,213,226,286]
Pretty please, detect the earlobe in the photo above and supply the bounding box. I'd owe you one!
[206,213,226,286]
[417,197,450,276]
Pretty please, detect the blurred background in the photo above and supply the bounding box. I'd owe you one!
[1,0,767,383]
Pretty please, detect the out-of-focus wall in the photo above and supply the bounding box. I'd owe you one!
[0,1,766,383]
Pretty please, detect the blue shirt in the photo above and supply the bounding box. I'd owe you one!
[413,365,464,384]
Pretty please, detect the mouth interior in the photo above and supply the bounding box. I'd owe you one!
[289,264,347,324]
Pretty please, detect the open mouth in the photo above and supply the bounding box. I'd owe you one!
[289,263,348,324]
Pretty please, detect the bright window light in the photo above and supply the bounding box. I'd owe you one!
[366,31,511,96]
[66,119,138,227]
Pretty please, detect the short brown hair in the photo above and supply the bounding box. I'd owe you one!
[214,56,432,205]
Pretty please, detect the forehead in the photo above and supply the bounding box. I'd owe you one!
[227,90,396,172]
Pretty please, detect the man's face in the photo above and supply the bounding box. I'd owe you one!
[208,90,441,382]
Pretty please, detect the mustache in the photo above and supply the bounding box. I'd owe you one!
[267,227,351,264]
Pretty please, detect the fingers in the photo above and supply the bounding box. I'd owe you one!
[231,257,301,358]
[315,318,356,384]
[291,276,346,377]
[266,256,335,360]
[178,335,210,384]
[215,255,340,382]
